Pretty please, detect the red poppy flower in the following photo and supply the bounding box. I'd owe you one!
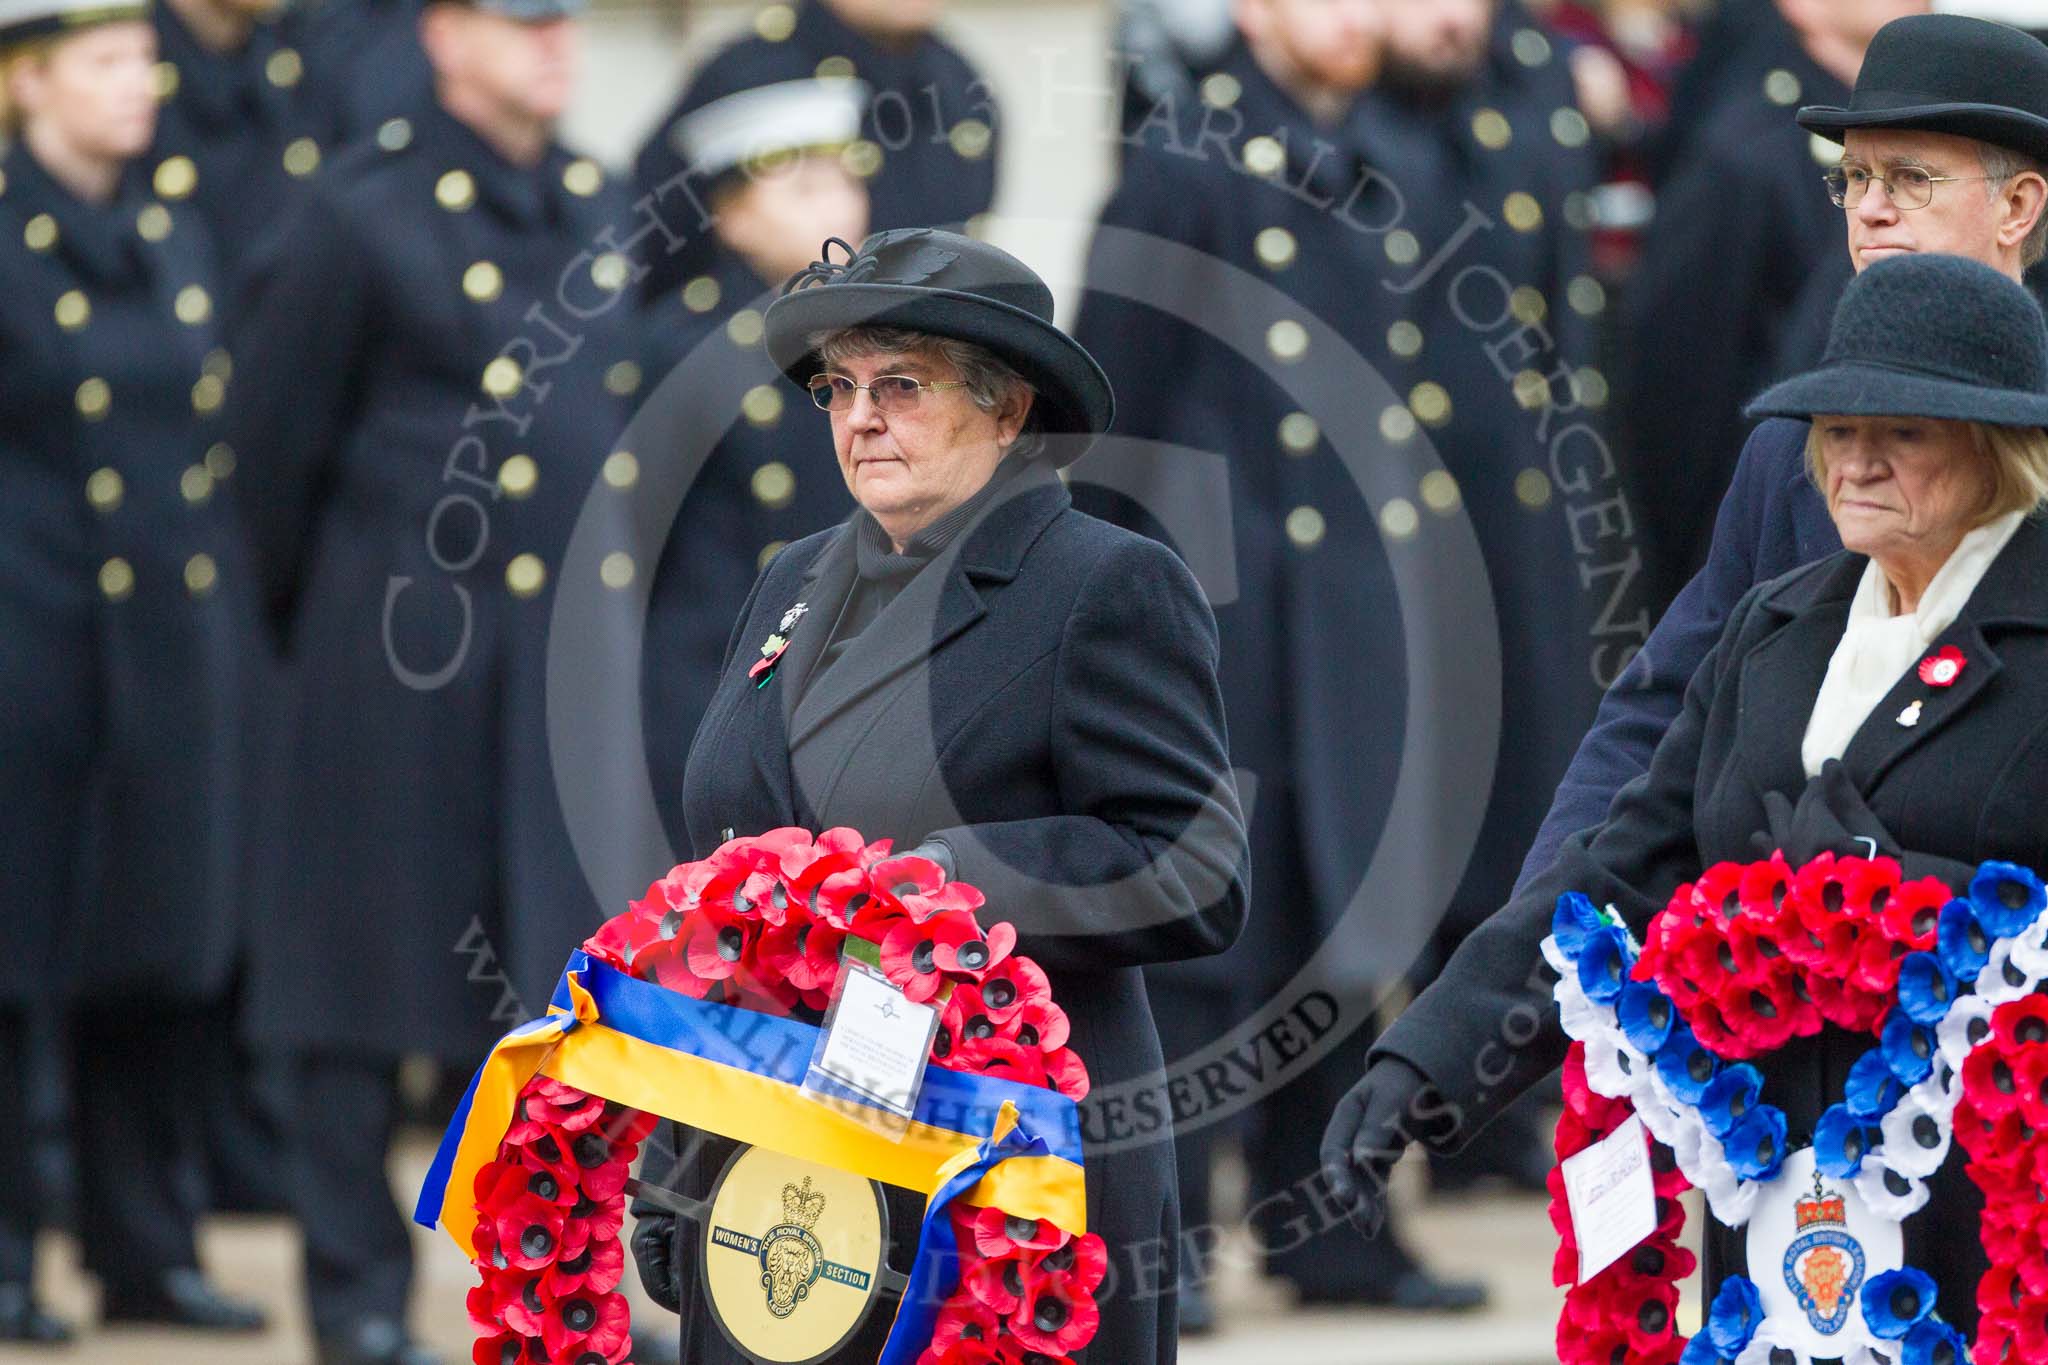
[1724,912,1791,983]
[543,1230,624,1298]
[523,1078,605,1133]
[1965,1043,2027,1120]
[929,1298,1003,1352]
[1784,898,1864,978]
[946,1034,1049,1088]
[970,957,1052,1026]
[597,1101,657,1148]
[1001,997,1072,1054]
[1975,1310,2018,1365]
[1918,645,1966,687]
[561,1129,633,1201]
[1034,1231,1107,1294]
[1806,968,1889,1035]
[2016,1048,2048,1128]
[1621,1279,1681,1354]
[964,1253,1029,1313]
[472,1331,527,1365]
[916,1340,1005,1365]
[540,1289,629,1362]
[1978,1264,2025,1323]
[1674,931,1738,1001]
[581,910,660,972]
[492,1191,566,1270]
[758,911,847,995]
[1010,1269,1100,1356]
[883,913,980,1002]
[2015,1292,2048,1362]
[1042,1046,1090,1100]
[466,1275,520,1334]
[1878,877,1950,950]
[1692,862,1749,926]
[1687,994,1740,1056]
[971,1205,1070,1259]
[683,900,759,982]
[1736,856,1793,919]
[1558,1325,1630,1365]
[865,854,949,919]
[1560,1045,1634,1132]
[1842,857,1904,916]
[1551,1241,1579,1289]
[934,918,1015,981]
[1994,996,2048,1053]
[1851,929,1911,995]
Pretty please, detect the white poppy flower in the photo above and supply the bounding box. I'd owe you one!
[1938,995,1995,1071]
[1734,1318,1811,1365]
[1977,940,2038,1005]
[1878,1085,1952,1178]
[1583,1026,1652,1102]
[2010,923,2048,978]
[1541,934,1573,978]
[1854,1155,1929,1221]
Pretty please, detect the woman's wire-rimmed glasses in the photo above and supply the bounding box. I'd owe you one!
[806,373,970,413]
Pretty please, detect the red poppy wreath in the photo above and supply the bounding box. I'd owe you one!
[458,827,1103,1365]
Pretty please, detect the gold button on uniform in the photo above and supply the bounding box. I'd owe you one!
[184,552,218,596]
[377,117,412,151]
[751,460,795,508]
[1200,72,1241,109]
[949,119,992,160]
[282,137,321,178]
[1515,468,1554,509]
[1576,367,1610,409]
[175,284,212,325]
[1284,505,1325,550]
[0,167,7,196]
[204,442,235,480]
[1513,369,1551,410]
[758,540,787,572]
[151,60,179,99]
[682,275,722,313]
[1810,133,1838,167]
[505,553,546,597]
[1380,498,1420,541]
[24,213,57,252]
[1409,381,1451,427]
[180,464,213,504]
[55,290,90,330]
[1503,192,1543,232]
[591,251,631,292]
[1509,286,1546,325]
[1551,108,1591,149]
[741,384,784,427]
[1567,275,1606,316]
[1387,320,1423,358]
[815,55,855,79]
[481,356,522,397]
[76,377,111,419]
[600,552,635,590]
[202,347,231,381]
[1764,69,1802,106]
[604,361,642,396]
[99,557,135,601]
[1564,191,1596,231]
[1254,226,1297,270]
[562,158,602,197]
[154,155,197,200]
[726,309,765,348]
[86,467,124,513]
[497,453,538,498]
[1512,28,1552,67]
[463,260,503,302]
[1385,229,1420,266]
[1278,411,1319,454]
[265,47,302,87]
[1471,108,1511,150]
[136,203,172,241]
[436,169,476,212]
[840,140,882,179]
[755,3,795,41]
[191,373,225,413]
[1242,135,1285,177]
[602,451,639,489]
[1379,404,1417,443]
[1420,470,1460,514]
[1266,319,1308,362]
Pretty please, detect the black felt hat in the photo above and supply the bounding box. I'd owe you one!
[1797,13,2048,164]
[1746,253,2048,425]
[763,228,1115,463]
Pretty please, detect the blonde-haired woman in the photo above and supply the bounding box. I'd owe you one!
[1,0,261,1339]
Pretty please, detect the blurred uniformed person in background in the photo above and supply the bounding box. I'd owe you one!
[225,0,643,1356]
[631,0,998,301]
[637,75,864,845]
[1615,0,1924,614]
[282,0,434,150]
[0,0,265,1338]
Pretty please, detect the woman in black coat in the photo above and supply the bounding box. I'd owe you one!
[1343,254,2048,1344]
[630,228,1250,1364]
[0,0,259,1338]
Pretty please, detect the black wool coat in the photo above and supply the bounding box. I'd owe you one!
[648,465,1249,1364]
[1381,515,2048,1336]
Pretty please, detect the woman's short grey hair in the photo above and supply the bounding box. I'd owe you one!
[1803,418,2048,522]
[1978,143,2048,269]
[809,326,1045,460]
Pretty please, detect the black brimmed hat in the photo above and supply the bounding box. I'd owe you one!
[1797,13,2048,164]
[762,228,1115,464]
[1746,253,2048,426]
[0,0,150,47]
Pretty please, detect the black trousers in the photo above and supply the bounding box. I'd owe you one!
[0,1008,36,1286]
[292,1052,413,1337]
[69,1002,208,1289]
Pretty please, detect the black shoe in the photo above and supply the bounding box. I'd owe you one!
[101,1268,268,1332]
[316,1316,444,1365]
[1308,1267,1489,1313]
[0,1284,74,1345]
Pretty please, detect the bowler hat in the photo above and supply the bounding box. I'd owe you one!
[763,228,1114,463]
[1746,253,2048,426]
[1797,13,2048,164]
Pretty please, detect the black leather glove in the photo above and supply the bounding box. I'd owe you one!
[1318,1056,1445,1238]
[1751,759,1895,865]
[630,1213,681,1314]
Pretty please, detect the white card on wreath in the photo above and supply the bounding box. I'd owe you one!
[1562,1114,1660,1283]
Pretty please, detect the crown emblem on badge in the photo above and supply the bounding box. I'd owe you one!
[782,1177,827,1232]
[1795,1171,1847,1231]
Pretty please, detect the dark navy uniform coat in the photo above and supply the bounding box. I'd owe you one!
[0,143,242,1005]
[227,101,646,1060]
[631,0,999,300]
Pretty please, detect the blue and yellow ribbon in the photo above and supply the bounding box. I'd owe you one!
[414,951,1087,1357]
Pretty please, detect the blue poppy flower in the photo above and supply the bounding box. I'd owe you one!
[1862,1268,1937,1340]
[1724,1104,1787,1182]
[1900,1316,1968,1365]
[1678,1335,1729,1365]
[1936,898,1990,983]
[1880,1008,1936,1087]
[1847,1047,1905,1119]
[1704,1276,1763,1355]
[1655,1021,1719,1105]
[1552,891,1606,957]
[1576,925,1636,1005]
[1969,861,2047,939]
[1815,1102,1881,1177]
[1618,980,1677,1055]
[1697,1064,1764,1138]
[1897,952,1959,1026]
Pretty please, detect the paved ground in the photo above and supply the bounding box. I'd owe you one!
[6,1136,1705,1364]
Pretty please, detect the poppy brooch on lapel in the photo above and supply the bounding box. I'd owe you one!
[748,601,808,688]
[1917,646,1966,687]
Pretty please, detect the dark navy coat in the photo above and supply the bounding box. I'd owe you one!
[0,143,243,1005]
[1383,515,2048,1338]
[1616,11,1848,612]
[227,101,645,1059]
[630,0,999,300]
[637,245,852,851]
[653,464,1248,1363]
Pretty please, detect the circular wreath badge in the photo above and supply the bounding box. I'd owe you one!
[1541,853,2048,1365]
[464,826,1105,1365]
